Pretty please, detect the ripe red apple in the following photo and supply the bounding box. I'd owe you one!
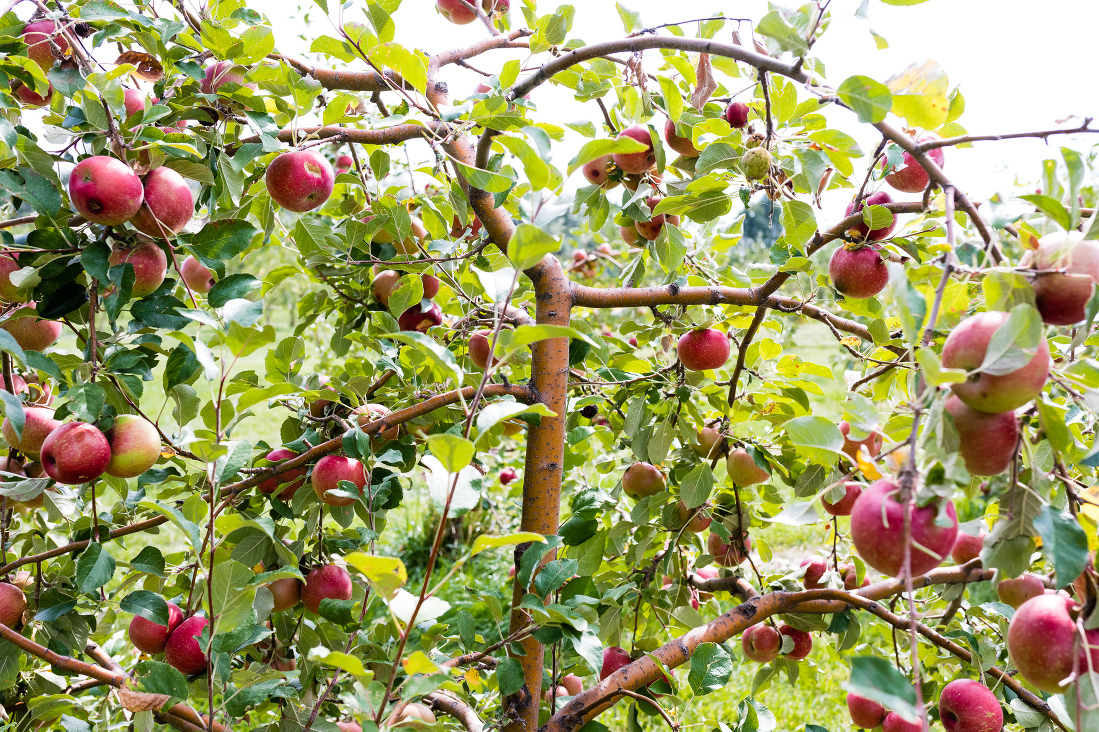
[561,674,583,696]
[40,422,112,485]
[500,468,517,485]
[468,330,498,369]
[801,556,827,589]
[725,102,750,129]
[3,406,60,457]
[938,679,1002,732]
[727,448,769,486]
[421,274,440,299]
[822,482,862,516]
[266,150,335,212]
[884,137,945,194]
[949,530,985,565]
[622,462,665,499]
[840,421,883,461]
[164,615,208,675]
[393,702,436,727]
[675,501,712,533]
[663,119,700,158]
[708,532,751,567]
[436,0,497,23]
[997,573,1045,609]
[613,126,656,175]
[620,224,641,247]
[302,564,353,614]
[741,623,782,662]
[131,167,195,238]
[844,191,896,242]
[582,155,618,188]
[1030,231,1099,326]
[693,426,722,459]
[600,646,631,680]
[267,577,302,612]
[21,21,69,72]
[779,625,812,660]
[257,448,306,500]
[628,337,638,347]
[544,685,567,704]
[1,305,62,352]
[847,692,887,729]
[123,88,146,119]
[677,328,730,371]
[0,582,27,626]
[1008,594,1099,693]
[12,81,52,107]
[398,302,443,332]
[941,311,1050,414]
[108,241,168,297]
[128,601,183,654]
[883,713,926,732]
[842,564,870,590]
[335,155,353,172]
[69,156,145,225]
[371,270,401,306]
[0,255,27,303]
[200,61,251,94]
[355,403,400,444]
[105,414,161,479]
[830,245,889,299]
[634,196,680,241]
[180,256,216,294]
[850,479,958,578]
[311,455,367,507]
[944,395,1018,476]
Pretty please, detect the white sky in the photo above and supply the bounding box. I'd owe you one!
[263,0,1098,227]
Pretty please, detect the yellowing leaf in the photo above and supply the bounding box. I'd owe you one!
[344,553,407,599]
[857,448,882,480]
[470,532,545,556]
[886,61,949,129]
[403,651,442,675]
[465,668,483,688]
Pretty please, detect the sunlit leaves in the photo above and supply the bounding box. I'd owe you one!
[886,61,949,129]
[838,76,892,123]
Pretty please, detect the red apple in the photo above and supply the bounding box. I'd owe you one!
[12,81,52,107]
[944,395,1018,476]
[267,577,302,613]
[40,421,112,485]
[257,448,306,500]
[663,119,699,158]
[469,330,498,369]
[302,564,353,614]
[561,674,583,696]
[436,0,497,23]
[676,501,712,533]
[544,685,567,704]
[840,421,883,461]
[200,61,251,94]
[311,455,367,507]
[726,448,769,486]
[105,414,161,479]
[128,601,183,654]
[131,167,194,238]
[938,679,1002,732]
[628,336,638,347]
[693,426,722,459]
[941,311,1050,414]
[842,564,870,590]
[164,615,208,675]
[398,302,443,332]
[725,102,750,129]
[997,573,1045,609]
[354,404,399,444]
[600,646,631,680]
[500,468,517,485]
[620,224,641,247]
[708,532,751,567]
[949,530,985,565]
[822,482,862,517]
[336,155,354,171]
[0,256,28,303]
[69,156,144,225]
[850,479,958,578]
[1008,594,1099,693]
[21,21,69,72]
[1,305,62,352]
[884,137,945,194]
[677,328,730,371]
[266,150,335,212]
[844,191,896,242]
[3,406,60,457]
[830,245,889,299]
[180,256,216,294]
[742,623,782,662]
[779,625,812,660]
[883,713,925,732]
[582,155,618,188]
[371,270,402,306]
[272,654,297,672]
[108,241,167,297]
[613,126,656,175]
[801,556,827,590]
[1030,231,1099,326]
[123,88,146,119]
[622,462,665,499]
[393,702,436,727]
[0,582,26,626]
[634,196,680,241]
[847,692,887,729]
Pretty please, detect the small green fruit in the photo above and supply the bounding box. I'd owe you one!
[741,147,771,180]
[745,133,765,149]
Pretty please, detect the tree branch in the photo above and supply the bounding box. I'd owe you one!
[426,692,486,732]
[727,306,766,405]
[918,118,1095,151]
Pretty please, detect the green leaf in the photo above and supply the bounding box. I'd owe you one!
[190,220,259,261]
[688,642,732,695]
[784,416,844,463]
[1018,194,1072,231]
[385,331,463,386]
[567,137,648,176]
[886,61,949,129]
[0,393,23,442]
[470,532,545,556]
[64,382,105,422]
[496,657,525,696]
[837,76,892,123]
[76,543,116,594]
[120,590,169,626]
[509,224,560,270]
[680,463,714,509]
[425,433,474,473]
[450,158,514,193]
[208,274,260,308]
[845,656,919,721]
[309,647,372,678]
[140,501,202,552]
[131,546,166,577]
[757,10,809,55]
[977,304,1042,376]
[914,349,967,386]
[1034,507,1089,589]
[135,660,189,704]
[781,200,817,251]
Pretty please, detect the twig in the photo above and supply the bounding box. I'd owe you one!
[727,306,765,405]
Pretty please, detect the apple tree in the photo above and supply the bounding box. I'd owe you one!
[0,1,1095,732]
